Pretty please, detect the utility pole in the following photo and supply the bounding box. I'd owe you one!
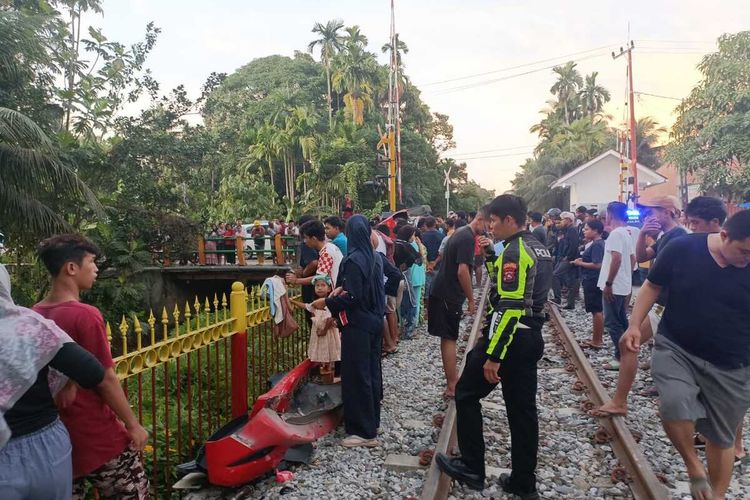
[444,165,452,216]
[612,40,638,204]
[376,128,397,212]
[388,0,403,206]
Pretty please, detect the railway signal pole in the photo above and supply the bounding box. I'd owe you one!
[612,41,639,204]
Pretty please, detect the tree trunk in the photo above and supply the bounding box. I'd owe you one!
[325,62,333,129]
[268,158,275,203]
[64,9,76,131]
[289,153,296,201]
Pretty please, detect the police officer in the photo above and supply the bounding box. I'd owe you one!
[436,194,552,499]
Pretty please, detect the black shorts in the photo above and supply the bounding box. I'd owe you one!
[427,295,463,340]
[582,279,603,313]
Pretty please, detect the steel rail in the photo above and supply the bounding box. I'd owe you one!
[421,280,490,500]
[547,304,668,500]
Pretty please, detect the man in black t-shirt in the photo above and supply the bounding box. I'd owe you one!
[428,211,483,399]
[619,210,750,499]
[590,197,727,420]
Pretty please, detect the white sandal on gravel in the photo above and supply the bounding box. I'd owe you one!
[342,435,379,448]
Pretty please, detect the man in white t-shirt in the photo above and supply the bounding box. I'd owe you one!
[598,202,635,368]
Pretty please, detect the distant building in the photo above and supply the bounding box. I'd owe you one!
[643,162,748,216]
[550,150,666,211]
[640,163,700,204]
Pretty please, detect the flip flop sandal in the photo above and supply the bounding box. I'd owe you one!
[580,341,604,350]
[693,434,706,450]
[638,386,659,397]
[602,361,621,371]
[688,476,713,500]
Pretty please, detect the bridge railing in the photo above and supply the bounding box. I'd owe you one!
[197,234,299,266]
[109,282,310,496]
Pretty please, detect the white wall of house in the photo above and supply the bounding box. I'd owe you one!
[557,153,663,211]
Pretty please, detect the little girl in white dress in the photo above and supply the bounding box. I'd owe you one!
[292,274,341,383]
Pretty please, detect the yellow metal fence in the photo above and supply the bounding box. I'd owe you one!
[108,282,310,497]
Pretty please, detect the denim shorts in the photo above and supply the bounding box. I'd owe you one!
[0,419,72,500]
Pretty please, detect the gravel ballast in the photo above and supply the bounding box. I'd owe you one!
[186,292,749,499]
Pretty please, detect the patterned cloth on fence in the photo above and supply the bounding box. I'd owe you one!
[72,446,149,500]
[0,264,72,448]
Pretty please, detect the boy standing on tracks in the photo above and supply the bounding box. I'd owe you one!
[436,195,552,499]
[34,234,149,499]
[620,210,750,499]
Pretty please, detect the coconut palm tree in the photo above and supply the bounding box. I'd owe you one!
[550,61,583,125]
[343,25,368,48]
[0,107,102,234]
[332,44,377,126]
[248,124,277,195]
[308,19,345,129]
[270,126,295,202]
[0,13,102,235]
[578,71,611,117]
[635,116,667,168]
[381,36,409,67]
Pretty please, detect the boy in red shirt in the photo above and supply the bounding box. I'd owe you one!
[35,234,149,499]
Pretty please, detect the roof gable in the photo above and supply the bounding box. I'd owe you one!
[550,150,666,188]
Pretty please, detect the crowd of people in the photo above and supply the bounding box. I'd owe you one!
[1,194,748,499]
[203,218,299,265]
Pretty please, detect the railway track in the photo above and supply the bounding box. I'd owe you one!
[421,295,669,500]
[546,304,668,500]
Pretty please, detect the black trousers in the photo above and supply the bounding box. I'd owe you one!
[552,261,579,307]
[455,329,544,493]
[340,313,383,439]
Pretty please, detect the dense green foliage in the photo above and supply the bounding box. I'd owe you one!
[1,1,490,315]
[666,31,750,201]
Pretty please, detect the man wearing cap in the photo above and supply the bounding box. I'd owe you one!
[635,195,687,343]
[635,195,686,265]
[551,211,580,309]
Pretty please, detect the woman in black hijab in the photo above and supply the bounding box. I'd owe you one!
[311,215,385,447]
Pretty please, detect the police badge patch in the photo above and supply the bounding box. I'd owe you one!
[502,262,518,283]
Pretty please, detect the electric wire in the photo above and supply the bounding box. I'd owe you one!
[419,43,620,87]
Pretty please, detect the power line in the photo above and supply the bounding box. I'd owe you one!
[417,39,714,89]
[635,91,683,101]
[426,52,611,96]
[419,43,619,87]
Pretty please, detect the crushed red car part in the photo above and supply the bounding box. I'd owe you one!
[178,359,343,488]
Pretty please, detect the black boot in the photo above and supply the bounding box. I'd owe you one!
[435,453,485,491]
[499,472,540,500]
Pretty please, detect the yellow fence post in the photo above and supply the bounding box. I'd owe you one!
[235,236,246,266]
[198,236,206,266]
[274,233,283,264]
[229,281,248,416]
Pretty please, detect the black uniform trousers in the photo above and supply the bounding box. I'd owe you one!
[455,328,544,493]
[340,313,383,439]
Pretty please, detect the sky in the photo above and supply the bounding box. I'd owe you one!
[91,0,750,194]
